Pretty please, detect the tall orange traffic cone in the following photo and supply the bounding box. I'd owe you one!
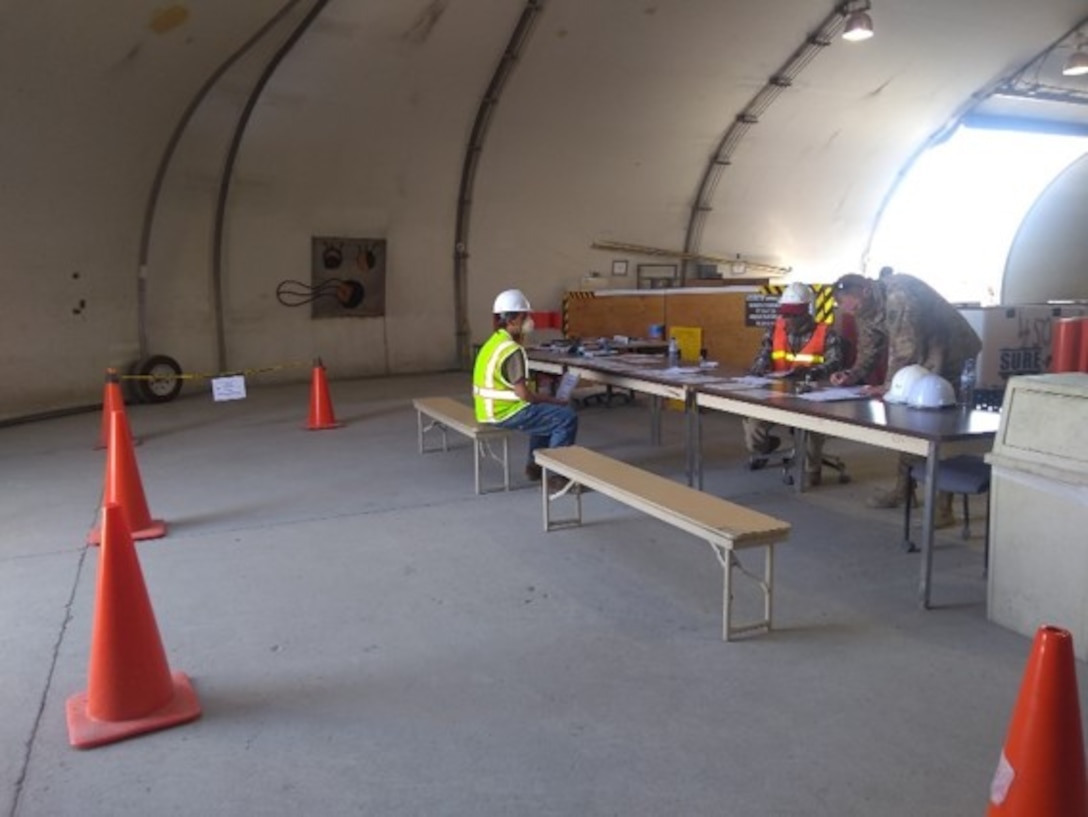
[306,357,342,430]
[987,625,1088,816]
[94,368,140,450]
[67,502,200,749]
[87,411,166,544]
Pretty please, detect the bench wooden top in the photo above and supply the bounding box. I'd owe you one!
[413,396,509,436]
[535,445,790,545]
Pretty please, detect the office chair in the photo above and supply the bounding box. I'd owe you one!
[902,454,992,564]
[747,431,850,487]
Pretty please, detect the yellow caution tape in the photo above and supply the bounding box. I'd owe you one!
[120,361,310,382]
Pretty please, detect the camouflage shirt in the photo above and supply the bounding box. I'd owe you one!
[852,273,982,388]
[749,317,844,380]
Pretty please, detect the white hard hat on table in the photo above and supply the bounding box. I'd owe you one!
[906,373,956,409]
[885,364,931,404]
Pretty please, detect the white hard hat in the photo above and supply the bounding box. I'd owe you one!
[906,373,956,409]
[492,288,532,314]
[885,364,931,404]
[779,282,814,307]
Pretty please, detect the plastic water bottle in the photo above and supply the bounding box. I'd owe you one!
[667,337,679,368]
[959,357,977,409]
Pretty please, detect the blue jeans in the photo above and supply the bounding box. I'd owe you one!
[497,403,579,465]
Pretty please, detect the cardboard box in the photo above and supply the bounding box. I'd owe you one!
[958,304,1088,391]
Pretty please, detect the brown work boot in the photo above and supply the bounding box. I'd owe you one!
[866,482,916,509]
[866,463,915,509]
[525,463,542,482]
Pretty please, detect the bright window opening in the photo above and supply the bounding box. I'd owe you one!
[868,125,1088,304]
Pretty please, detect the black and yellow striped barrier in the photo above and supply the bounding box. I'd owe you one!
[562,291,597,337]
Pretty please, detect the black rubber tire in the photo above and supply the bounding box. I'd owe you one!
[132,355,183,404]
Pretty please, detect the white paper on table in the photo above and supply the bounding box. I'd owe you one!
[794,386,870,402]
[555,370,581,401]
[618,354,663,365]
[701,378,773,390]
[211,375,247,402]
[664,366,704,375]
[672,374,731,384]
[730,375,774,386]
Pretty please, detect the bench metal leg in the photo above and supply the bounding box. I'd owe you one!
[475,437,512,495]
[721,546,733,642]
[417,409,510,495]
[713,543,774,642]
[540,466,583,531]
[418,416,450,454]
[473,438,482,495]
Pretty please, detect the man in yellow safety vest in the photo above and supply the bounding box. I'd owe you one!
[473,288,578,490]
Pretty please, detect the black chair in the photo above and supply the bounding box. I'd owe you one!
[903,454,992,564]
[748,432,849,487]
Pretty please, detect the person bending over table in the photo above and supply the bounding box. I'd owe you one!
[832,271,982,526]
[743,282,844,488]
[473,288,578,491]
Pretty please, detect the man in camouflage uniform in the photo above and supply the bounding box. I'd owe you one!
[833,272,982,523]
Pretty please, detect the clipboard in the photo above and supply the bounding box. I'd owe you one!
[555,370,581,401]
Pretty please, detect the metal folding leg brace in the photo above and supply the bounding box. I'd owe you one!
[714,542,774,642]
[475,437,510,495]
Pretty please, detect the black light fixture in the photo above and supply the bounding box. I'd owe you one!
[841,1,874,42]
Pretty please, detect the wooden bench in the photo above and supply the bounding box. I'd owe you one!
[533,445,791,641]
[413,397,512,495]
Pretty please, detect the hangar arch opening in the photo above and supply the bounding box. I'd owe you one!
[867,123,1088,304]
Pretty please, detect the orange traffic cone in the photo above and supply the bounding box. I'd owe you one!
[94,369,140,450]
[87,411,166,544]
[67,503,200,749]
[306,357,342,430]
[987,625,1088,816]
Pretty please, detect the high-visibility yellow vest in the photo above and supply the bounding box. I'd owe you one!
[771,319,828,370]
[473,329,529,422]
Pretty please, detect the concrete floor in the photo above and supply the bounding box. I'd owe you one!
[2,372,1084,817]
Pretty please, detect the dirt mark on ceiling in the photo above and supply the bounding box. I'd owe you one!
[149,4,191,35]
[403,0,448,45]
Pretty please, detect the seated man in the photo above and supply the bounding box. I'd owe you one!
[743,282,844,487]
[473,288,578,491]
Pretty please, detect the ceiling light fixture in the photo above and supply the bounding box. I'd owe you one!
[842,10,874,42]
[1063,48,1088,77]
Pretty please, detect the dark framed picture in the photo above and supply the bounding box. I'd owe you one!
[611,259,629,276]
